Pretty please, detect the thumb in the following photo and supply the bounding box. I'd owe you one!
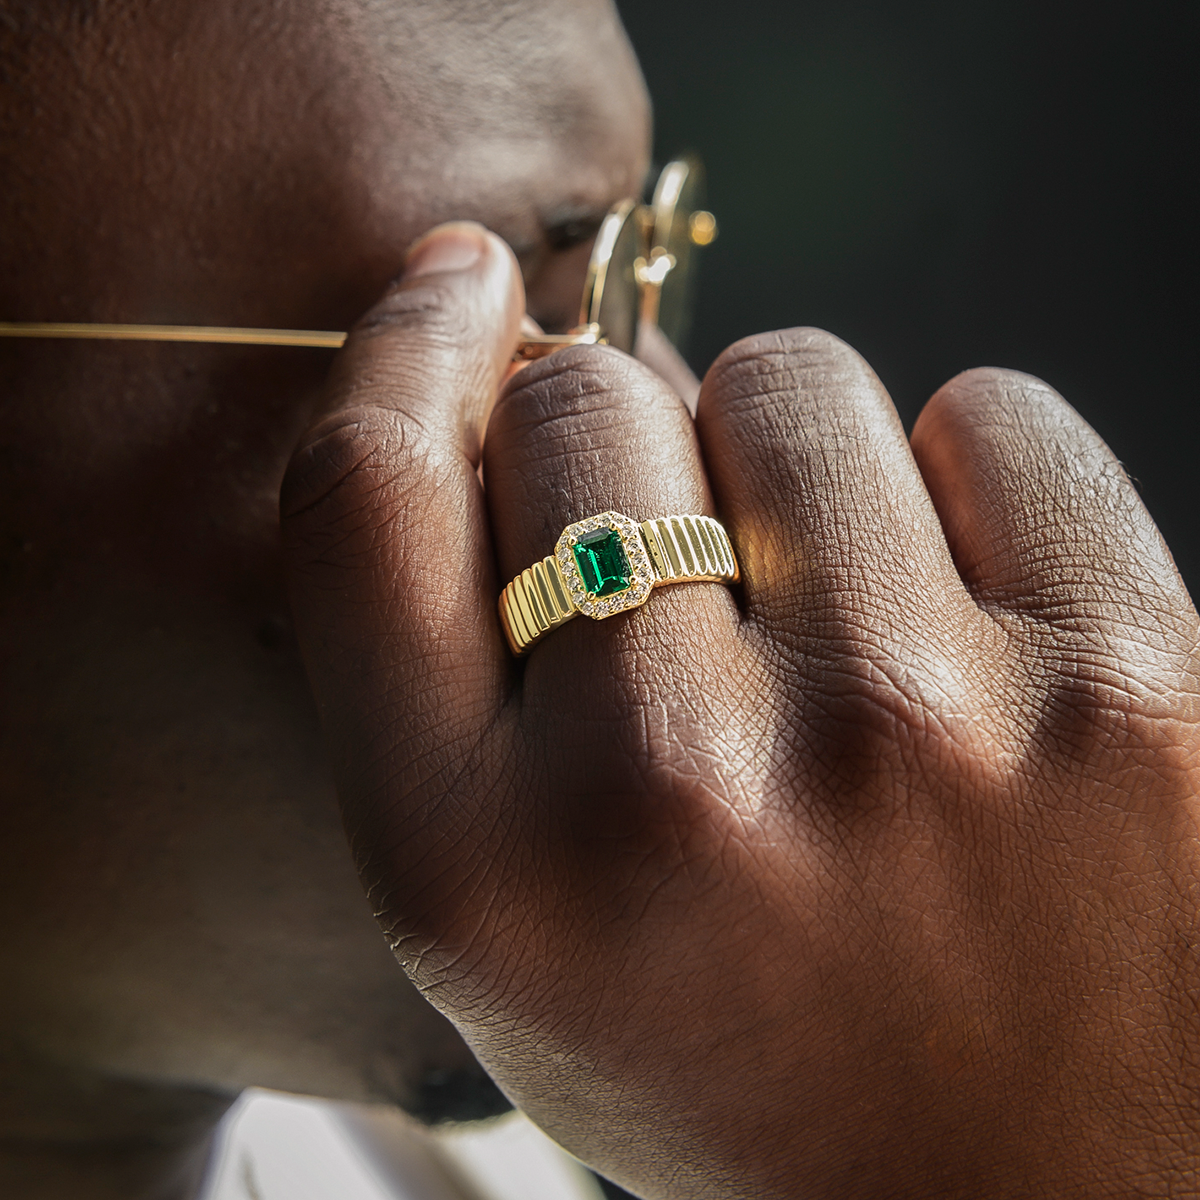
[281,222,523,851]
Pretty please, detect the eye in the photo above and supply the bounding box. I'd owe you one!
[544,215,605,253]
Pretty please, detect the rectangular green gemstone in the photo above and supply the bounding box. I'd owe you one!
[572,526,632,597]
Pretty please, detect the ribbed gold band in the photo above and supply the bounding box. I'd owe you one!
[499,511,739,656]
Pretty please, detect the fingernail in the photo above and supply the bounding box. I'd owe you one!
[403,222,488,279]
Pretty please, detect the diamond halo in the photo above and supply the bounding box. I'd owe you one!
[555,510,653,621]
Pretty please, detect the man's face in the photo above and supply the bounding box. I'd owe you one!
[0,0,648,1128]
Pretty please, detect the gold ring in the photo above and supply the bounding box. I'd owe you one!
[499,511,739,655]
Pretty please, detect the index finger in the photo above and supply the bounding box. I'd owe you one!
[281,223,522,820]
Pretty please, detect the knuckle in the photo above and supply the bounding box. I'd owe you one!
[503,347,611,422]
[282,406,399,523]
[924,367,1067,431]
[707,326,869,397]
[704,326,890,435]
[501,344,656,424]
[282,406,443,572]
[941,365,1056,401]
[1039,668,1200,803]
[803,637,982,770]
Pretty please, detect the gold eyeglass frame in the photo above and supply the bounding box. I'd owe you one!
[0,159,715,362]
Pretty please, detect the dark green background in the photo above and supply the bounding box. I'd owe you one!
[617,0,1196,592]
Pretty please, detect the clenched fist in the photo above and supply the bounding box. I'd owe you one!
[282,223,1200,1197]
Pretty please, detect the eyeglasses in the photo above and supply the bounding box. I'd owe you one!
[0,158,716,362]
[517,157,716,360]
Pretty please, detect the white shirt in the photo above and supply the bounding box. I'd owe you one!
[201,1089,605,1200]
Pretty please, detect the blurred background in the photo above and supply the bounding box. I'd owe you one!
[617,0,1196,593]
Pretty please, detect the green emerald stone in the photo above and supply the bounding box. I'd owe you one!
[572,526,632,597]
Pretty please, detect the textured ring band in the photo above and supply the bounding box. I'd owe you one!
[499,510,739,656]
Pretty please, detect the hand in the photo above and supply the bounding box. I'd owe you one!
[282,223,1200,1197]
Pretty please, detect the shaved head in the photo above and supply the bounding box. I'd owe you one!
[0,0,648,329]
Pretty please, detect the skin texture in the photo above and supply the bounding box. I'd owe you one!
[0,1,647,1196]
[6,2,1199,1197]
[283,225,1200,1197]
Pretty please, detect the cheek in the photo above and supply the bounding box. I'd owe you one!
[523,240,596,333]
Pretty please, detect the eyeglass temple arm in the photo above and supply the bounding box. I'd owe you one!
[0,321,602,359]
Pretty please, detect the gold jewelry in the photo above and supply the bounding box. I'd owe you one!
[0,322,347,348]
[499,510,738,655]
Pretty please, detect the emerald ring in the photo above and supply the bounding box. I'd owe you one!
[499,511,739,656]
